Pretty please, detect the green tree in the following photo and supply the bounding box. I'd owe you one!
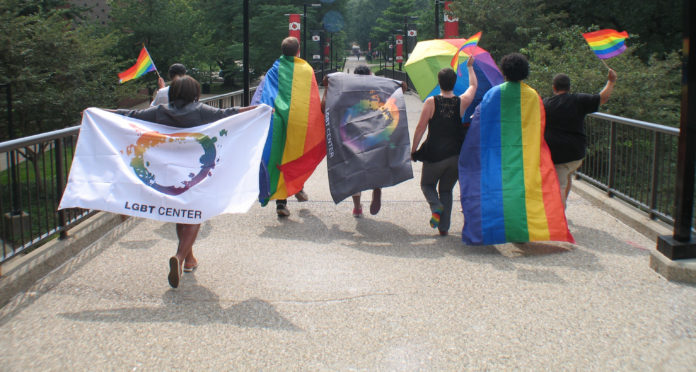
[525,25,681,127]
[0,0,130,138]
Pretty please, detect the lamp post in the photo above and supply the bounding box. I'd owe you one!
[243,0,249,105]
[434,0,444,38]
[303,3,321,60]
[404,16,418,65]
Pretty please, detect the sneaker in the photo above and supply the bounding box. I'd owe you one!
[353,204,363,218]
[439,230,448,236]
[370,188,381,215]
[276,204,290,217]
[295,190,309,202]
[429,209,441,229]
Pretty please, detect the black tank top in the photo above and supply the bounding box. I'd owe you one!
[424,95,465,162]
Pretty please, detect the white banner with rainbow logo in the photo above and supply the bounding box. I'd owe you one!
[59,106,271,223]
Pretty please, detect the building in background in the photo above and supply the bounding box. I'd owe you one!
[69,0,110,25]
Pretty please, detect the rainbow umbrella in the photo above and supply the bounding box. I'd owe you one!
[404,39,503,121]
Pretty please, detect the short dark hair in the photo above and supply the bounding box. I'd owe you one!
[500,53,529,82]
[168,63,187,79]
[552,73,571,91]
[353,65,371,75]
[438,68,457,91]
[281,37,300,57]
[168,75,200,105]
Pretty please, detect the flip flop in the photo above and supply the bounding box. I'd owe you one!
[183,263,198,273]
[168,256,181,288]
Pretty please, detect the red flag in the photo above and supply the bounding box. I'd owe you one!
[324,38,330,63]
[289,14,301,56]
[395,35,404,63]
[443,1,459,39]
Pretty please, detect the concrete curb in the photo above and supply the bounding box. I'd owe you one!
[0,212,133,309]
[571,179,672,241]
[573,180,696,284]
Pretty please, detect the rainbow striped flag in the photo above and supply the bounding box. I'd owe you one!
[450,31,482,71]
[118,46,157,83]
[253,55,325,205]
[459,81,574,245]
[582,29,629,59]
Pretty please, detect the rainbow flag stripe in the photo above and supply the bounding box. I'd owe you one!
[118,46,157,83]
[258,55,325,204]
[459,82,574,245]
[582,29,629,59]
[450,31,482,70]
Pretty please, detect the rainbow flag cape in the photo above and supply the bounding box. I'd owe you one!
[118,46,157,83]
[582,29,629,59]
[252,55,325,205]
[459,81,574,245]
[450,31,482,71]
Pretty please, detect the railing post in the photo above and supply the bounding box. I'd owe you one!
[607,121,616,196]
[54,138,67,239]
[649,131,660,219]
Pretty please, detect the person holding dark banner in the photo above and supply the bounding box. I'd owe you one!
[411,56,477,236]
[321,65,409,218]
[111,75,257,288]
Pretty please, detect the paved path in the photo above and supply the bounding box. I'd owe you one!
[1,89,695,370]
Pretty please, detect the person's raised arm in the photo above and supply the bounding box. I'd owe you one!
[459,56,478,116]
[599,68,617,105]
[411,97,435,157]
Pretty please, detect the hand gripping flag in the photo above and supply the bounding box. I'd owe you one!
[324,73,412,203]
[59,106,272,223]
[450,31,482,71]
[251,55,326,205]
[582,29,629,60]
[459,82,574,245]
[118,46,158,83]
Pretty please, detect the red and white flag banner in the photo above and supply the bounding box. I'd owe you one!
[443,1,459,39]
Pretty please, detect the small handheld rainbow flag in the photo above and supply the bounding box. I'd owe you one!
[118,46,158,83]
[582,29,629,60]
[450,31,482,71]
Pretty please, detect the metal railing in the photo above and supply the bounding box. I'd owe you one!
[577,112,683,226]
[0,88,249,263]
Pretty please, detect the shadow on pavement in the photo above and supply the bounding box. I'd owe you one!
[59,276,301,331]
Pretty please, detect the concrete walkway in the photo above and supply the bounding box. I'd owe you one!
[1,66,695,370]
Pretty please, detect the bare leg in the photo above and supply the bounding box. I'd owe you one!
[352,193,363,217]
[168,223,200,287]
[175,223,200,264]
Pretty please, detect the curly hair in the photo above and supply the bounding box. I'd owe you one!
[500,53,529,82]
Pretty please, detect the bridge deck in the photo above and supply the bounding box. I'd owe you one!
[0,57,694,370]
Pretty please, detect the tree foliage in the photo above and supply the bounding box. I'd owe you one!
[0,0,132,138]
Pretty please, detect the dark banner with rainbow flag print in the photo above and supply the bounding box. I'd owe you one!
[324,73,412,203]
[458,81,574,245]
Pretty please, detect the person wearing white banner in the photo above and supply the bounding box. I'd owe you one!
[112,75,258,288]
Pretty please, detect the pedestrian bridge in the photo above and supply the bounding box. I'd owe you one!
[0,57,694,370]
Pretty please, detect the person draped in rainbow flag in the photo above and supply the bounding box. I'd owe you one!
[459,53,574,245]
[252,37,326,217]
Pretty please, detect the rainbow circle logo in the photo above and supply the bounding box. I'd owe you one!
[339,92,400,153]
[125,129,218,196]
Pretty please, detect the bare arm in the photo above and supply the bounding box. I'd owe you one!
[599,69,617,105]
[459,56,478,116]
[411,97,435,155]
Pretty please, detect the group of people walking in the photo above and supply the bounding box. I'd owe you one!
[107,36,617,287]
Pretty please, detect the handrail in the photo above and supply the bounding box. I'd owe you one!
[588,112,679,135]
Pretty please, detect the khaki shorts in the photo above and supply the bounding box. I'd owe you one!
[555,159,583,201]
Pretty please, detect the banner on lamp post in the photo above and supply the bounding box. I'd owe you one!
[395,35,403,63]
[324,39,330,63]
[443,1,459,38]
[289,14,301,55]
